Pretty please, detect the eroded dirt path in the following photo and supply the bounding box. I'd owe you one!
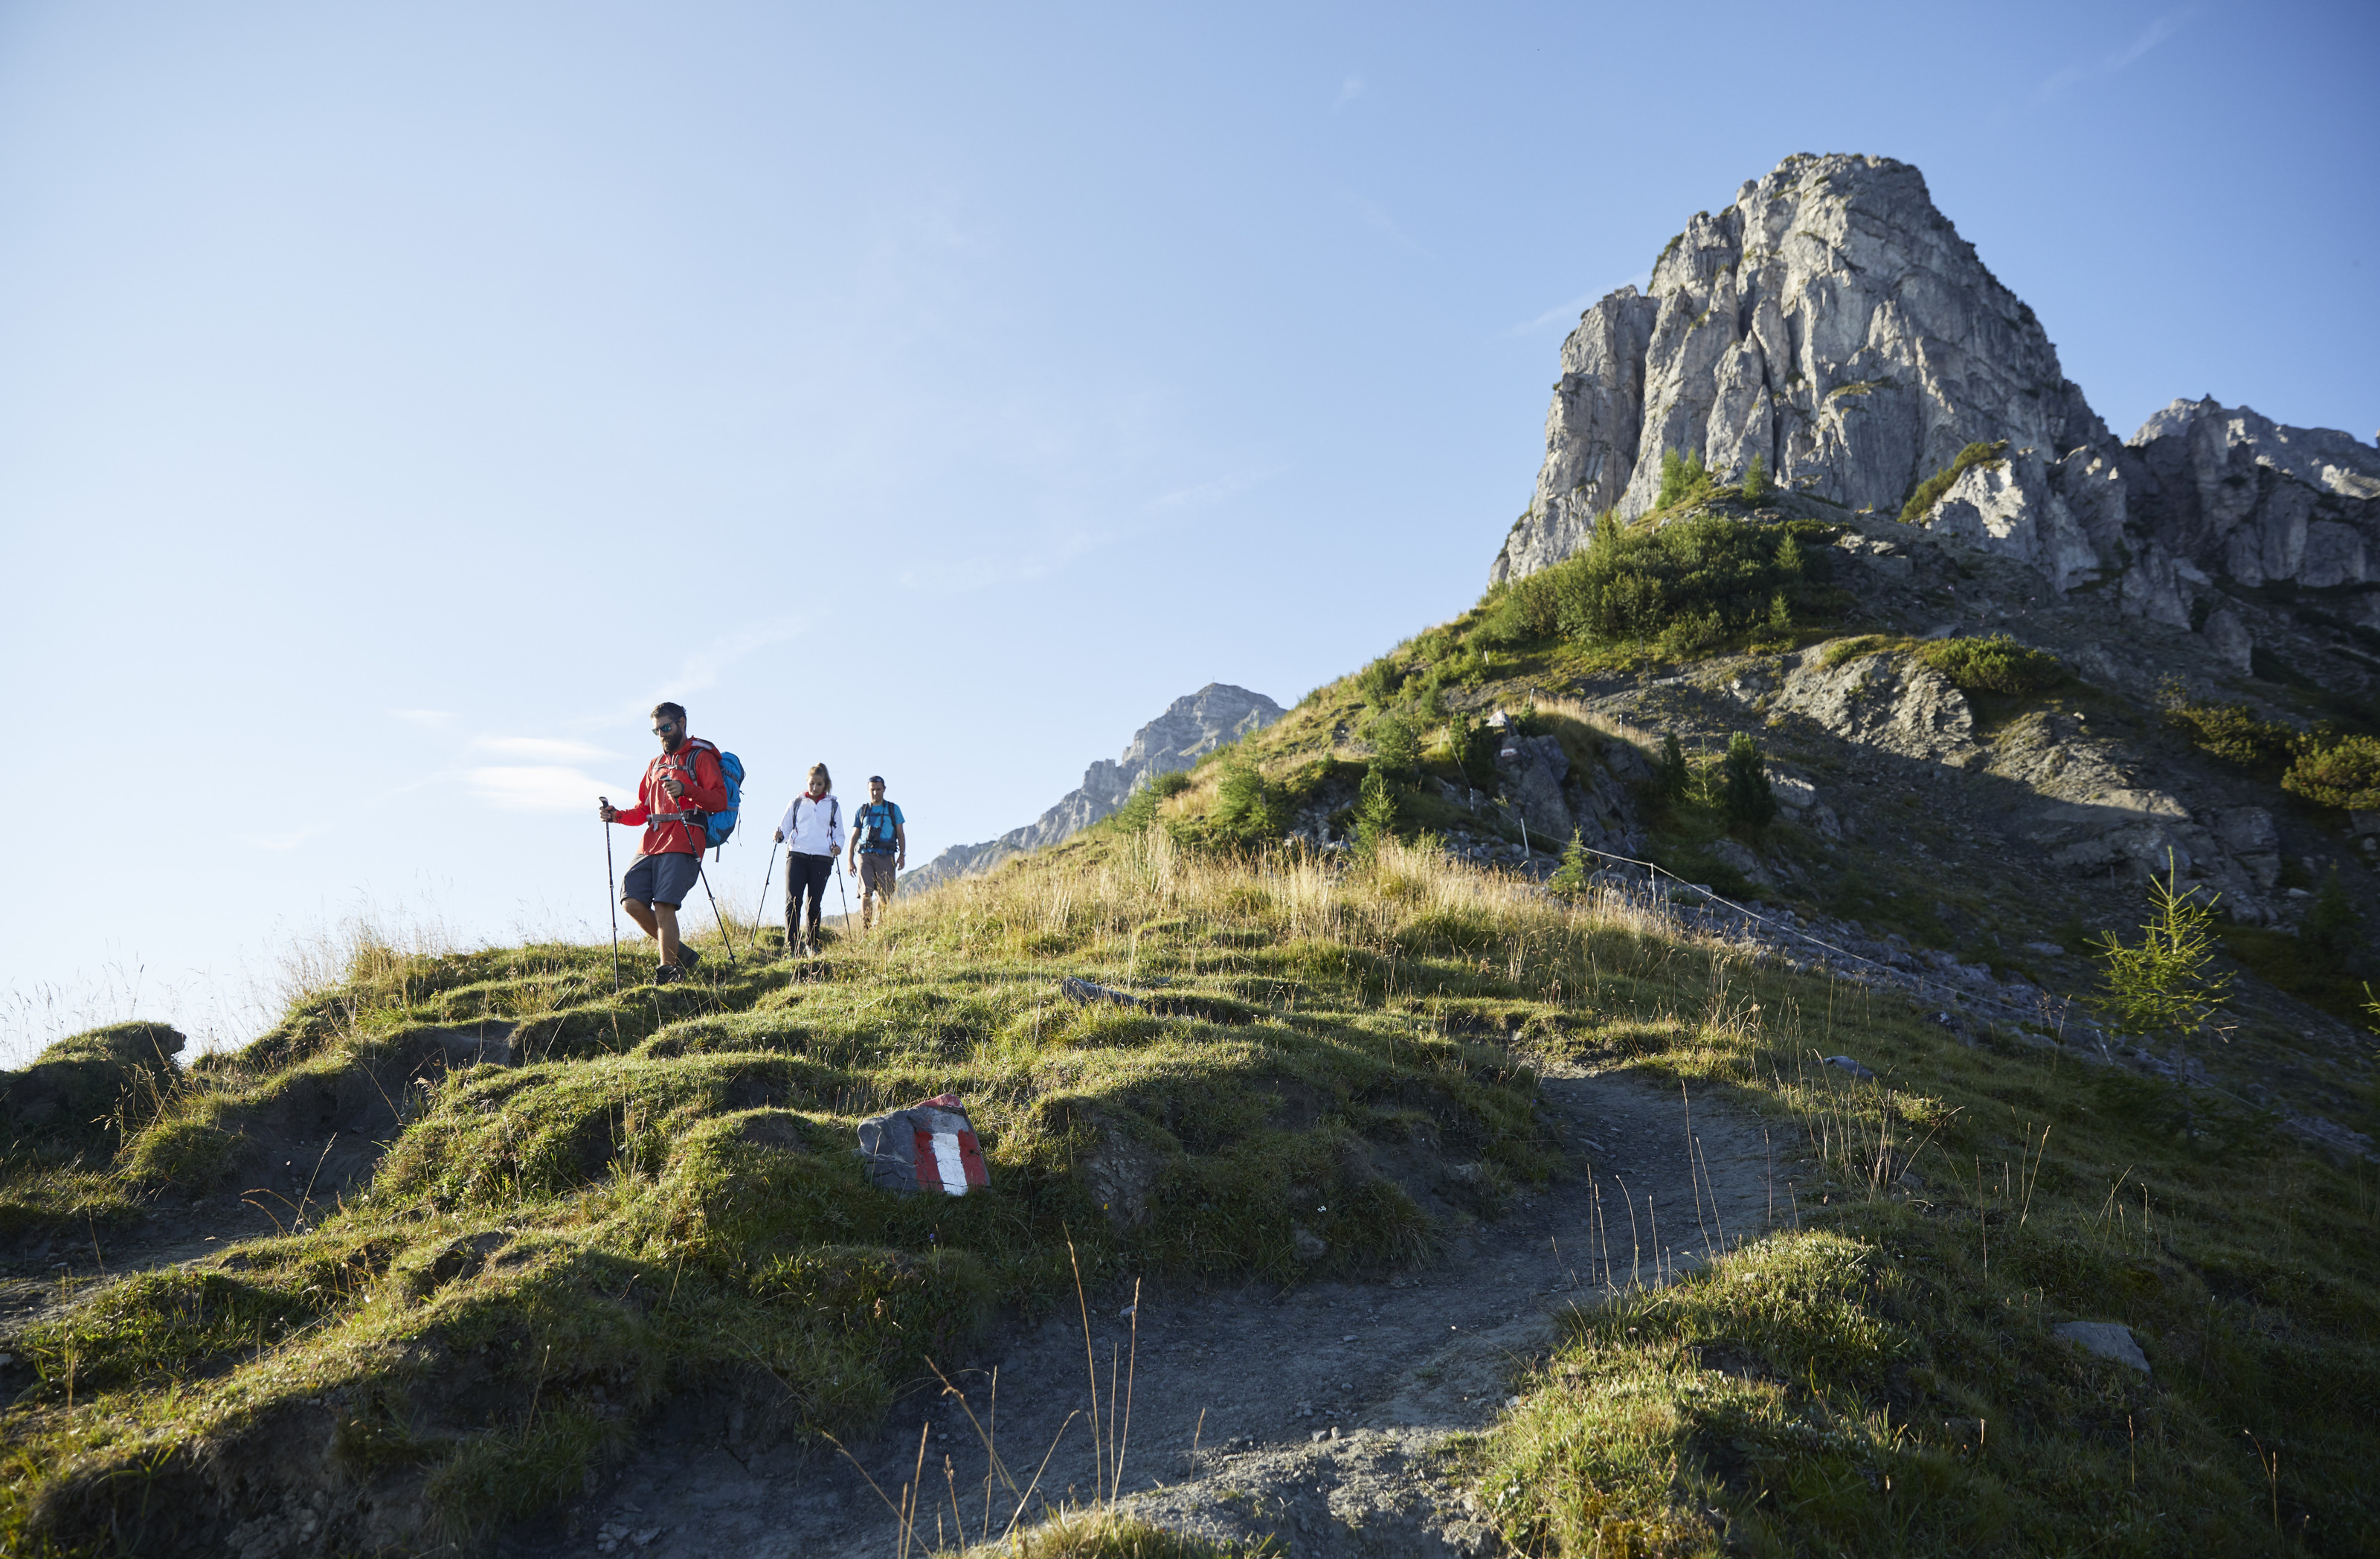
[0,1193,287,1356]
[525,1066,1789,1558]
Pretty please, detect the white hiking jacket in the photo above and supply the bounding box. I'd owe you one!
[779,793,842,855]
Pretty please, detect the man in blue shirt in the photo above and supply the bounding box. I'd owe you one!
[847,774,907,930]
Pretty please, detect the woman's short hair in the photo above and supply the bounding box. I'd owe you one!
[809,762,832,788]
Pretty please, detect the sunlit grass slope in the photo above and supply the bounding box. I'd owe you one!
[3,809,2375,1556]
[3,831,1580,1552]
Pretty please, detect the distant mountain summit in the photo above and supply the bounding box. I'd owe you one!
[904,684,1283,889]
[1492,152,2379,663]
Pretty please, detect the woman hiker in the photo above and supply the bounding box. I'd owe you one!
[774,763,843,955]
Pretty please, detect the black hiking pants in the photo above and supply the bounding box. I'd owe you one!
[786,851,834,942]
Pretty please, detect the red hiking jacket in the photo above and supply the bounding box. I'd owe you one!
[611,739,729,857]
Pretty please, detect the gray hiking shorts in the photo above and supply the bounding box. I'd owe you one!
[623,852,701,908]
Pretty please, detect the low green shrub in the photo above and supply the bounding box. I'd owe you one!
[1900,440,2009,522]
[1355,657,1404,706]
[2283,733,2380,811]
[1914,634,2063,696]
[1821,633,1905,669]
[1486,512,1839,655]
[2159,684,2306,770]
[1208,751,1287,848]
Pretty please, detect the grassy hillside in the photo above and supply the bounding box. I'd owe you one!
[4,793,2376,1554]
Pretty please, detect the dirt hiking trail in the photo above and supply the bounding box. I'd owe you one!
[515,1064,1788,1558]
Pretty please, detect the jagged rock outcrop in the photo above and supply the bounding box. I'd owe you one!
[904,684,1284,889]
[1494,152,2110,583]
[1778,651,1978,764]
[1490,154,2380,672]
[2123,398,2380,620]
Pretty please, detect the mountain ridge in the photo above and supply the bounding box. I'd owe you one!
[903,682,1284,890]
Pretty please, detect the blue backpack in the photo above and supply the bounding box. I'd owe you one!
[686,739,744,858]
[858,800,903,852]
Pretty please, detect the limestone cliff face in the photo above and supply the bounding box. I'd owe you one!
[903,684,1284,890]
[1493,152,2105,583]
[1492,152,2380,675]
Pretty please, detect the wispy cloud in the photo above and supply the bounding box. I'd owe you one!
[657,617,806,701]
[2033,6,2196,100]
[1340,190,1426,256]
[890,524,1110,594]
[466,765,624,813]
[1146,467,1278,513]
[469,736,619,765]
[1331,75,1363,111]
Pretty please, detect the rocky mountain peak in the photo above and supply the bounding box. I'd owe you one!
[1494,151,2104,584]
[1494,152,2379,677]
[904,683,1283,889]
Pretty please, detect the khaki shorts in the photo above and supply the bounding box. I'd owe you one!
[859,855,898,898]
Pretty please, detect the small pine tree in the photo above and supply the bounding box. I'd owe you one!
[1353,765,1400,855]
[1656,448,1712,508]
[2283,734,2380,811]
[1368,714,1421,780]
[1742,453,1772,502]
[2091,853,2232,1038]
[1213,751,1281,846]
[1657,731,1691,800]
[1720,732,1778,831]
[1548,829,1593,899]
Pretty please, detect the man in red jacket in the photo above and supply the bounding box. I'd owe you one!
[597,702,729,983]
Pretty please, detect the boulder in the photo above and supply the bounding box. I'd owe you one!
[1494,733,1573,844]
[2053,1320,2150,1375]
[1779,649,1975,762]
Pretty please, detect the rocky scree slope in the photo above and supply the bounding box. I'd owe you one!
[904,683,1284,890]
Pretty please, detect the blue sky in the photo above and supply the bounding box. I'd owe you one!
[3,0,2374,1058]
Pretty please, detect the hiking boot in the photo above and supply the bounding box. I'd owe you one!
[653,963,685,986]
[679,945,702,971]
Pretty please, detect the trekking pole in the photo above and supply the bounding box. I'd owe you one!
[756,846,778,956]
[834,855,855,939]
[599,798,620,994]
[697,864,740,969]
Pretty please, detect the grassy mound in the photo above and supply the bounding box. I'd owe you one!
[4,804,2376,1555]
[2,833,1587,1552]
